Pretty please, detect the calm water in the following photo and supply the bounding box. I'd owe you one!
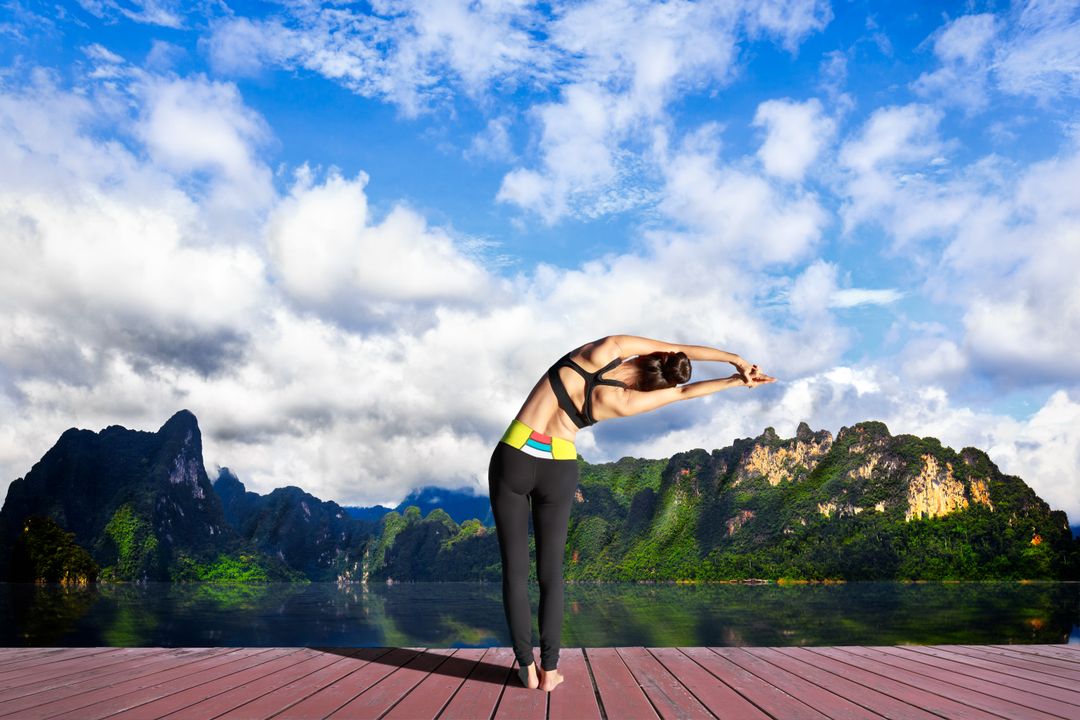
[2,581,1078,648]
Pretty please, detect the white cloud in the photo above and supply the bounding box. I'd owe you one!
[752,97,835,181]
[206,3,549,118]
[994,0,1080,101]
[829,288,904,307]
[135,74,275,225]
[76,0,185,28]
[204,1,832,224]
[655,132,828,267]
[266,166,500,329]
[464,115,514,162]
[912,13,997,111]
[915,4,1080,109]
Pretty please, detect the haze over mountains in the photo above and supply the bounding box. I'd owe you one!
[1,410,1076,584]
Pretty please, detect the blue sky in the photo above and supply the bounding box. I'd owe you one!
[1,0,1078,523]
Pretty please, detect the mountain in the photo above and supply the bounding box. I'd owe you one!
[3,411,1077,583]
[559,420,1078,582]
[213,468,375,582]
[1072,524,1080,539]
[0,410,302,582]
[341,486,494,527]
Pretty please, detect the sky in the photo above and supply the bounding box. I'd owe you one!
[0,0,1078,524]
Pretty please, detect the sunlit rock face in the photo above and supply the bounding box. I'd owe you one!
[905,454,995,521]
[735,421,833,487]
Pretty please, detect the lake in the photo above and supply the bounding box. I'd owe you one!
[2,581,1078,648]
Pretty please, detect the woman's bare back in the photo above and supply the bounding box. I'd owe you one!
[512,337,627,442]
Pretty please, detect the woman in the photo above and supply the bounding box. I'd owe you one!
[488,334,776,692]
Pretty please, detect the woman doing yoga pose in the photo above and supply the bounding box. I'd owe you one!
[488,334,777,692]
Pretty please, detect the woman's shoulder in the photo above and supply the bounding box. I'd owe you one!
[568,336,621,369]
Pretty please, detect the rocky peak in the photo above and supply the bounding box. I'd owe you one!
[734,423,834,487]
[836,421,892,444]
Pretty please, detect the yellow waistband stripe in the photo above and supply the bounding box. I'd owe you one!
[500,419,577,460]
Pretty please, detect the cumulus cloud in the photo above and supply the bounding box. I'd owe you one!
[654,127,828,268]
[266,166,501,330]
[752,97,836,181]
[0,73,269,383]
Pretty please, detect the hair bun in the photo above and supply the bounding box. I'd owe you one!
[662,351,692,385]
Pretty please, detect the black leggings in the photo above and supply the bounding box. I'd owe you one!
[487,441,578,671]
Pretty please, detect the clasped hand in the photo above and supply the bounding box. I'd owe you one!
[729,360,776,389]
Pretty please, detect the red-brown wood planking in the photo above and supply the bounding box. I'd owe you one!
[0,643,1076,719]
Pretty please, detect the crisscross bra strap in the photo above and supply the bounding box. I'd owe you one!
[548,355,591,428]
[547,354,627,428]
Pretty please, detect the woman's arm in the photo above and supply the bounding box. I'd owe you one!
[609,375,768,418]
[609,334,747,369]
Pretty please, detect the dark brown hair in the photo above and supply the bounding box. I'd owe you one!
[630,351,692,391]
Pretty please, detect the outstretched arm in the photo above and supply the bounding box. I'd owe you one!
[608,334,748,369]
[611,367,776,418]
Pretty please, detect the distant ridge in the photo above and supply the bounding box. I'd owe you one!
[2,411,1078,583]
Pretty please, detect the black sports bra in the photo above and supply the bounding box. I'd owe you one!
[547,353,628,429]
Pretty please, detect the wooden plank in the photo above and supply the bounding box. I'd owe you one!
[438,646,515,720]
[836,646,1068,720]
[866,644,1080,712]
[742,647,940,720]
[156,647,365,720]
[382,648,487,720]
[0,648,75,668]
[989,644,1080,665]
[0,648,245,719]
[788,647,1004,720]
[493,651,546,720]
[0,647,131,683]
[717,646,883,720]
[649,647,769,720]
[267,647,424,720]
[0,648,156,696]
[212,647,395,720]
[548,647,602,720]
[1,643,1076,720]
[960,644,1080,674]
[687,647,828,720]
[69,648,291,720]
[587,647,659,719]
[103,648,314,719]
[895,644,1080,692]
[329,648,458,719]
[616,646,713,719]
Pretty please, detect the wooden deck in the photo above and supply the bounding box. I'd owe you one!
[0,644,1077,719]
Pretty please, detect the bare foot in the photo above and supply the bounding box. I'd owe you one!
[517,661,539,689]
[536,666,564,692]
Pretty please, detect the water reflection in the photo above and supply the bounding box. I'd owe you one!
[1,581,1077,648]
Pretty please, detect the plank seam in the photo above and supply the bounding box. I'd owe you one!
[772,646,958,720]
[674,647,779,720]
[376,648,458,720]
[744,645,913,720]
[643,647,719,720]
[580,648,608,720]
[842,645,1059,720]
[257,646,390,720]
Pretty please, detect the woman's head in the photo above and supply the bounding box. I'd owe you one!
[628,351,692,391]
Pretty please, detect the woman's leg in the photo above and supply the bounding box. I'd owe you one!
[488,443,537,670]
[531,458,579,671]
